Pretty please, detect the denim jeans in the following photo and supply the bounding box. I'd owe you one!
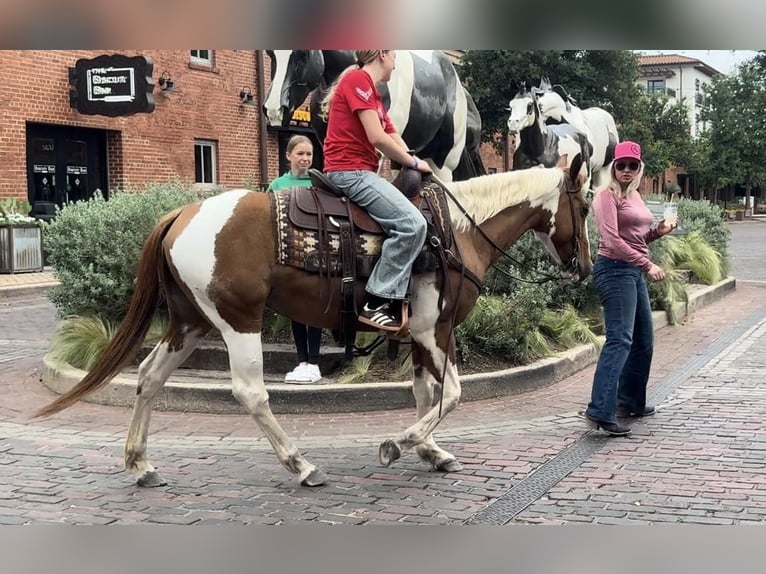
[326,170,426,300]
[586,255,654,423]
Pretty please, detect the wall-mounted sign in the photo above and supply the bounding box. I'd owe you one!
[69,54,155,117]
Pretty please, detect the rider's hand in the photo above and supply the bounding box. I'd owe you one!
[647,263,665,281]
[414,157,433,175]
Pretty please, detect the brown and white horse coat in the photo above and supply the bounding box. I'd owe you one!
[35,158,592,488]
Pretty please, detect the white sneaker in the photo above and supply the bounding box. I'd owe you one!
[285,362,310,383]
[284,363,323,384]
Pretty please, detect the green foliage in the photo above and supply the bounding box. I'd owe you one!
[460,50,643,150]
[43,182,199,322]
[662,231,724,285]
[456,293,549,366]
[0,198,39,226]
[49,314,172,370]
[698,61,766,193]
[676,198,731,273]
[49,315,116,370]
[539,305,602,351]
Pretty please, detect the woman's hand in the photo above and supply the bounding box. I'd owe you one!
[647,263,666,281]
[657,217,679,236]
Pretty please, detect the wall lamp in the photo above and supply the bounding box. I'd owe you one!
[158,71,176,93]
[239,87,255,105]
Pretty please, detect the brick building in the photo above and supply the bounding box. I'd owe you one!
[0,50,505,220]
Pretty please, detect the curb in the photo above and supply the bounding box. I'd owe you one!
[0,282,58,299]
[40,276,737,415]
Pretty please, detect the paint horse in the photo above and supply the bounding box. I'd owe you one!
[34,156,592,488]
[536,77,619,189]
[263,50,485,181]
[506,84,593,190]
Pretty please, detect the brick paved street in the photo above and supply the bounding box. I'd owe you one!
[1,221,765,524]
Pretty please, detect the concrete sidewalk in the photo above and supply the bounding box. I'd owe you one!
[0,268,58,299]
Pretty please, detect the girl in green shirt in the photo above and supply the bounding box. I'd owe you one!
[268,135,324,383]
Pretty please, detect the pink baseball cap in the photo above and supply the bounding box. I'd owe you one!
[613,141,642,162]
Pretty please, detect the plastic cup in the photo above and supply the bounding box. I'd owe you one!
[663,202,678,220]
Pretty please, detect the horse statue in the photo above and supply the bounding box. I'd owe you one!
[506,83,593,190]
[535,77,619,189]
[263,50,486,182]
[33,155,592,489]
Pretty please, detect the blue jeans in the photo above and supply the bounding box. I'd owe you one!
[326,170,426,300]
[586,256,654,423]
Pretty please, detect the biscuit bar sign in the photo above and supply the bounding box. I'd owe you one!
[69,54,155,116]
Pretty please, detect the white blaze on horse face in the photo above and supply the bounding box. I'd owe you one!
[386,50,415,135]
[264,50,293,126]
[506,97,535,134]
[169,189,250,327]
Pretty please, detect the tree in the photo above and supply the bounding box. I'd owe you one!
[700,61,766,205]
[460,50,644,145]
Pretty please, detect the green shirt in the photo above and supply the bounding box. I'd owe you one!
[267,171,312,191]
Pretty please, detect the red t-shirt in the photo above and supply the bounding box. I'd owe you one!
[323,68,396,172]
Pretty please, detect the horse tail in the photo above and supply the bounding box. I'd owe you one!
[33,207,185,419]
[453,145,486,181]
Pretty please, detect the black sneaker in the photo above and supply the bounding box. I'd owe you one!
[358,303,401,332]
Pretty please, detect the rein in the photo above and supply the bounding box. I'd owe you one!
[428,171,584,284]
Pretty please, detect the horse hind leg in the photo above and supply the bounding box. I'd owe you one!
[225,329,327,487]
[125,325,207,487]
[379,340,462,472]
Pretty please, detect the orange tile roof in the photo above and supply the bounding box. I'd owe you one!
[638,54,700,66]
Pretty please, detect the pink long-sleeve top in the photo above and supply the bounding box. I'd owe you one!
[593,189,661,272]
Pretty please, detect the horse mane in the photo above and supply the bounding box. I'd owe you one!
[446,168,564,232]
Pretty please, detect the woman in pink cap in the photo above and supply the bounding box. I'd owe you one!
[584,140,679,436]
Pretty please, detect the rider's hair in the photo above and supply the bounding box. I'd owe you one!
[286,134,312,155]
[319,50,383,121]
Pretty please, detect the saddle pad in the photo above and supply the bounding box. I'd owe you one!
[271,191,383,270]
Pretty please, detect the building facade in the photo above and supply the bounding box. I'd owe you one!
[1,49,506,221]
[636,54,721,198]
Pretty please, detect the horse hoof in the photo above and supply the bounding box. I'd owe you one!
[434,459,463,473]
[136,471,167,488]
[378,439,401,467]
[300,468,328,487]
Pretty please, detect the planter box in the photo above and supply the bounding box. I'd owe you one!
[0,224,44,273]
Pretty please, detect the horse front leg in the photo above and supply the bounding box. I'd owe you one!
[125,328,205,487]
[226,330,327,487]
[378,334,462,471]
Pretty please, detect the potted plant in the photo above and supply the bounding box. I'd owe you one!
[0,198,44,273]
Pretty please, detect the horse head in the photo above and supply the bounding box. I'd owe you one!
[534,153,593,281]
[506,85,540,137]
[537,84,570,123]
[264,50,325,127]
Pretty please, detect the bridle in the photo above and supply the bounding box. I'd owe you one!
[433,169,588,284]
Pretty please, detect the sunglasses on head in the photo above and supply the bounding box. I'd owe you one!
[615,161,640,172]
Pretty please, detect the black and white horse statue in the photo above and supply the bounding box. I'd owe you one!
[536,77,619,189]
[506,83,592,188]
[263,50,485,182]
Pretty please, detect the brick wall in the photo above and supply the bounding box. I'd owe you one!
[0,50,270,200]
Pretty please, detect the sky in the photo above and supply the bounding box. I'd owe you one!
[636,50,758,74]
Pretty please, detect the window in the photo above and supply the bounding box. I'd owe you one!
[190,50,212,66]
[194,140,217,185]
[647,79,665,95]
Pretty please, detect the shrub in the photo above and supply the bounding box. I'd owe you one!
[676,198,731,274]
[43,182,199,322]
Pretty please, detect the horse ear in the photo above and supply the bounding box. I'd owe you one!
[540,77,551,91]
[569,153,583,182]
[556,154,569,168]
